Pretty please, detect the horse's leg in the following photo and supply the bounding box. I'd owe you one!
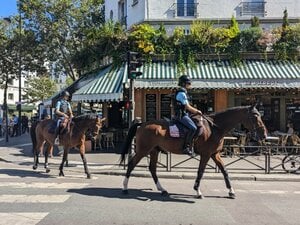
[59,147,68,177]
[33,141,43,170]
[193,154,211,199]
[79,145,91,179]
[149,149,168,196]
[122,153,145,194]
[211,152,235,199]
[44,143,51,173]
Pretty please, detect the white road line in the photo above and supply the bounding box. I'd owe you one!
[0,213,48,225]
[0,182,88,189]
[0,195,70,203]
[294,191,300,194]
[12,143,32,147]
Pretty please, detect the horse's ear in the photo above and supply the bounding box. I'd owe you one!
[250,103,257,110]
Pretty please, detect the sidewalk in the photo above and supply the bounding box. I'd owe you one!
[0,133,299,182]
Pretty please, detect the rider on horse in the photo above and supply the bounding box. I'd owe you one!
[174,75,203,156]
[54,91,74,145]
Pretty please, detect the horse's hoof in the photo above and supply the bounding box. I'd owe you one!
[87,174,91,179]
[196,195,203,199]
[45,168,50,173]
[229,192,236,199]
[33,165,37,170]
[122,189,129,195]
[59,171,64,177]
[161,191,169,196]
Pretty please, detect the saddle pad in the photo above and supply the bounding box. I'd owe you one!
[169,125,180,137]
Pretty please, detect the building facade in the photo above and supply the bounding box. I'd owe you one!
[105,0,300,33]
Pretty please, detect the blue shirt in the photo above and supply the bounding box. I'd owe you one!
[55,99,71,113]
[176,90,189,106]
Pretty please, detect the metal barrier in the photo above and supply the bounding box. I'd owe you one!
[123,142,300,174]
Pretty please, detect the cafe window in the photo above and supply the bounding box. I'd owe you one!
[160,94,172,119]
[145,94,157,121]
[286,98,300,132]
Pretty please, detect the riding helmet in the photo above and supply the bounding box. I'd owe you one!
[61,90,70,97]
[178,75,192,86]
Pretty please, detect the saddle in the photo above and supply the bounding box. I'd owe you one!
[168,115,204,138]
[48,118,72,135]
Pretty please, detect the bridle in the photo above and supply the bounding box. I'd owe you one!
[247,108,265,141]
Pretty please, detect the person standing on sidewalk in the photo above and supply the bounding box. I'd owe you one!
[10,114,19,137]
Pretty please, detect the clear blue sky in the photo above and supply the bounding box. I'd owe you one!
[0,0,17,18]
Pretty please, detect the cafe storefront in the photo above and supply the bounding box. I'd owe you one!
[69,59,299,133]
[132,60,300,133]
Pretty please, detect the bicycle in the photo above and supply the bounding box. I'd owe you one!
[282,148,300,173]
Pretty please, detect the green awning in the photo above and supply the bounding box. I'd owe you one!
[7,104,36,111]
[71,60,300,102]
[133,60,300,89]
[72,65,127,102]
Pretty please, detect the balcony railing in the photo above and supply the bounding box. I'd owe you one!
[171,3,199,17]
[240,1,267,17]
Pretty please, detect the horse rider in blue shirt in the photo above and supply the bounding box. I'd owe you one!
[174,75,203,156]
[54,91,74,145]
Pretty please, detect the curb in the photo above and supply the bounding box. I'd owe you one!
[93,170,300,182]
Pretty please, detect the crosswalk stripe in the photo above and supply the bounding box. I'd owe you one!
[0,195,70,203]
[0,182,88,189]
[0,213,48,225]
[294,191,300,194]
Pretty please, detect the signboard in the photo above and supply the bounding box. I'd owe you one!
[146,94,156,121]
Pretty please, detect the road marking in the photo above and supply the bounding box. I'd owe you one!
[0,213,48,225]
[12,143,32,147]
[0,195,70,203]
[213,189,290,194]
[294,191,300,194]
[0,182,88,189]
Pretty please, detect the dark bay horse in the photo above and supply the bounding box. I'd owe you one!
[30,114,105,178]
[120,105,267,198]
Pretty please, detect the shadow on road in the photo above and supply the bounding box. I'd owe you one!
[0,168,56,179]
[67,187,196,203]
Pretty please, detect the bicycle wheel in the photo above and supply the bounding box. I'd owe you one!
[282,154,300,173]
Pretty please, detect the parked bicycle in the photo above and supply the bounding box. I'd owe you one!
[282,149,300,173]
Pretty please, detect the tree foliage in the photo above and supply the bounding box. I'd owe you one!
[20,0,105,80]
[23,76,57,102]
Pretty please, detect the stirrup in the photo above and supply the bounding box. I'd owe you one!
[54,137,60,145]
[183,147,194,156]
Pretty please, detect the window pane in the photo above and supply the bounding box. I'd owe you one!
[177,0,184,16]
[187,0,194,16]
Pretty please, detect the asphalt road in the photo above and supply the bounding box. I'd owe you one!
[0,160,299,225]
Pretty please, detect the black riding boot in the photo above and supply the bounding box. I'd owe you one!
[183,130,196,156]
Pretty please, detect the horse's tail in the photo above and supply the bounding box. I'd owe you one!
[30,121,39,154]
[119,122,142,165]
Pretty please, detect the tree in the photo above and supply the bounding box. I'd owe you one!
[23,76,57,103]
[20,0,105,81]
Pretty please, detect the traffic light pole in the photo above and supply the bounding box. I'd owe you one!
[129,78,135,127]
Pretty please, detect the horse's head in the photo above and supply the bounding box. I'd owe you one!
[87,117,106,141]
[242,105,267,141]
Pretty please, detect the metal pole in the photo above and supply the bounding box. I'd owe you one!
[129,79,135,126]
[18,7,22,136]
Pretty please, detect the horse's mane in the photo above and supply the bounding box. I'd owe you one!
[209,106,250,118]
[72,114,99,122]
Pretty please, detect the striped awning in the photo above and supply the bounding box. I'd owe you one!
[72,65,127,102]
[133,60,300,89]
[72,59,300,102]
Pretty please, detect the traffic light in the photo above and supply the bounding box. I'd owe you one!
[127,51,143,80]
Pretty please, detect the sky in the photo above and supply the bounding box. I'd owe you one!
[0,0,17,18]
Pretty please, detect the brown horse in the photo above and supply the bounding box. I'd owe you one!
[120,105,267,198]
[30,114,105,178]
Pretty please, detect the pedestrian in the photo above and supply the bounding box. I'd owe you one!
[21,114,29,133]
[10,114,19,137]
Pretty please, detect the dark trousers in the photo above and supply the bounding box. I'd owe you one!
[180,115,197,146]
